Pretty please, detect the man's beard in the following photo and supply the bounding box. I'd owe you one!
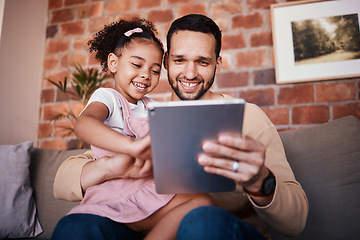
[168,73,215,101]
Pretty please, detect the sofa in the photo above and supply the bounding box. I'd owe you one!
[0,115,359,239]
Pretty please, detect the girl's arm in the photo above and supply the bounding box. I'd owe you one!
[75,102,151,159]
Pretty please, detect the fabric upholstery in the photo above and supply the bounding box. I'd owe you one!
[0,141,43,238]
[271,116,360,240]
[29,148,84,239]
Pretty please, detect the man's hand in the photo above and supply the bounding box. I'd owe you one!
[198,133,272,205]
[106,153,153,179]
[81,153,153,192]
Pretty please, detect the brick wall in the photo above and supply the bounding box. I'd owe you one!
[39,0,360,150]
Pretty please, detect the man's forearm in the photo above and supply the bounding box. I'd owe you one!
[80,157,112,192]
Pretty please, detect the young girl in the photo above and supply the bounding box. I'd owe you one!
[68,19,213,239]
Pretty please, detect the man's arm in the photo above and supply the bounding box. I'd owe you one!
[198,103,309,237]
[53,151,153,201]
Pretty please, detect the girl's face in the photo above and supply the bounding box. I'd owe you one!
[108,39,163,104]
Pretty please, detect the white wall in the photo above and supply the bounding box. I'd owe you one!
[0,0,47,145]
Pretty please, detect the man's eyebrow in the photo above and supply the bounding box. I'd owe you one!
[170,54,212,61]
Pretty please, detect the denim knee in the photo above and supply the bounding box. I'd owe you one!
[177,206,265,240]
[52,213,143,240]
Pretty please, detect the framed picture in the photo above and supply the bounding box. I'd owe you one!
[271,0,360,84]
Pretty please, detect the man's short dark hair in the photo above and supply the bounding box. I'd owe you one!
[166,14,222,58]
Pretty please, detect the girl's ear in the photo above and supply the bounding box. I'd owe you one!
[108,53,118,73]
[163,51,169,70]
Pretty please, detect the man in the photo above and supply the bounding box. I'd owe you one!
[52,14,308,240]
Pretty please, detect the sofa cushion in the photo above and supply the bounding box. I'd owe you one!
[271,116,360,240]
[30,147,85,239]
[0,141,43,238]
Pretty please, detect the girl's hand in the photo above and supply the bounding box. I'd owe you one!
[129,135,152,160]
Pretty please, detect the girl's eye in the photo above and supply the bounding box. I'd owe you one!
[151,69,160,75]
[132,63,141,68]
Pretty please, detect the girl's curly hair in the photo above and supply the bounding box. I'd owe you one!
[88,18,163,72]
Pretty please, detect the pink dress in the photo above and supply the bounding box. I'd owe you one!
[68,89,175,223]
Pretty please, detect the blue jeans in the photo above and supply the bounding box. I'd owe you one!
[52,206,265,240]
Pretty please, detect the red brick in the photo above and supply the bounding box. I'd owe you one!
[333,102,360,119]
[232,13,263,30]
[250,30,272,47]
[222,33,246,50]
[278,85,314,105]
[115,13,143,22]
[211,1,243,15]
[266,11,272,27]
[87,17,113,33]
[40,139,68,150]
[148,9,174,23]
[178,4,207,16]
[246,0,276,11]
[38,123,53,138]
[46,39,70,54]
[316,81,356,102]
[60,53,87,68]
[43,55,59,71]
[56,88,80,102]
[213,17,228,32]
[216,71,249,88]
[88,52,99,66]
[54,121,76,137]
[46,25,58,38]
[71,102,86,116]
[65,0,87,6]
[292,105,330,124]
[220,53,231,70]
[48,0,63,10]
[50,9,75,24]
[44,70,70,88]
[43,103,69,121]
[41,89,55,103]
[73,36,91,51]
[60,21,85,36]
[262,107,289,125]
[254,68,275,85]
[135,0,161,9]
[105,0,131,15]
[235,49,269,68]
[238,88,274,106]
[77,3,104,18]
[167,0,194,3]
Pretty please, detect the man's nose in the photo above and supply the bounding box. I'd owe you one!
[183,62,198,80]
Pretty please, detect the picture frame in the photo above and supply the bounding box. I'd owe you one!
[271,0,360,84]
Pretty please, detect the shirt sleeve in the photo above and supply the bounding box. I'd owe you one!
[243,103,309,237]
[53,151,94,201]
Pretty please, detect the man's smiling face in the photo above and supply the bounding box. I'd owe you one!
[165,30,222,101]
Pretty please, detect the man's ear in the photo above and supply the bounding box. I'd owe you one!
[108,53,118,73]
[215,55,222,74]
[163,51,169,70]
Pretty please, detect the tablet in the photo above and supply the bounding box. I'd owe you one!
[147,99,245,194]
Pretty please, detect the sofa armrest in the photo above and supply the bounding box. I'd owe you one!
[271,116,360,240]
[29,148,87,239]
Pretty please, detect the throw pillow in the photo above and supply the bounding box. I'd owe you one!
[0,141,43,238]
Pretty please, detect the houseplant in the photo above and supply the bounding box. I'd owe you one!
[47,64,111,148]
